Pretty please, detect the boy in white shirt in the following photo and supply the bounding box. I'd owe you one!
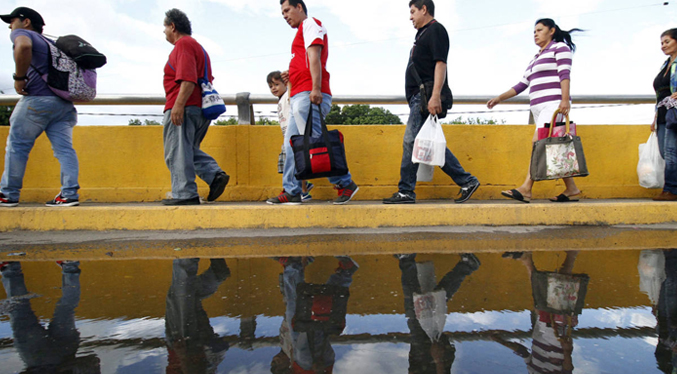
[267,71,313,202]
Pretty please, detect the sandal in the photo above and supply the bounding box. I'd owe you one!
[501,189,531,203]
[549,193,581,203]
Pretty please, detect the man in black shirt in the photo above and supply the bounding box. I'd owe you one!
[384,0,480,204]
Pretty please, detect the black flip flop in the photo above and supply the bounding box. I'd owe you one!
[549,194,580,203]
[501,189,531,203]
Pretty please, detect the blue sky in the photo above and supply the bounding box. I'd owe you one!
[0,0,676,125]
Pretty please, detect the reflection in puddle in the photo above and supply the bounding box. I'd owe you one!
[0,250,674,373]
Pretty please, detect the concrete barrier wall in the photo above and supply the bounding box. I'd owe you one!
[0,124,654,202]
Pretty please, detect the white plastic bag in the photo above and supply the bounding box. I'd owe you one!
[412,115,446,167]
[417,164,434,182]
[637,132,665,189]
[413,290,447,342]
[638,250,666,305]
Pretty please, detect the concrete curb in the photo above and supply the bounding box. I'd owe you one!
[1,200,675,232]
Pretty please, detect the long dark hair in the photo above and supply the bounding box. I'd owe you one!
[536,18,583,52]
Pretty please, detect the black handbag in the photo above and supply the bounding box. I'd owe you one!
[290,105,349,180]
[407,63,453,119]
[292,283,349,335]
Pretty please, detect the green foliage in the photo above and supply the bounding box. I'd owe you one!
[256,118,280,126]
[0,106,14,126]
[213,118,239,126]
[325,104,402,125]
[214,117,280,126]
[445,116,506,125]
[128,119,161,126]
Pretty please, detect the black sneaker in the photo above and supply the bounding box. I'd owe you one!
[383,192,415,204]
[46,194,80,207]
[0,193,18,207]
[162,197,200,206]
[333,181,359,205]
[455,181,480,203]
[267,191,301,205]
[208,172,230,202]
[460,253,481,270]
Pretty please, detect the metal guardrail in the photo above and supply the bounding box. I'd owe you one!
[0,93,657,125]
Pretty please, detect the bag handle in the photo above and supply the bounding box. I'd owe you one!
[302,104,336,173]
[547,108,570,138]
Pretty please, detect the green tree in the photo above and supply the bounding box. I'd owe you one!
[0,106,14,126]
[445,116,506,125]
[213,118,239,126]
[128,119,161,126]
[256,118,280,126]
[325,104,402,125]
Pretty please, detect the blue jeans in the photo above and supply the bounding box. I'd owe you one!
[283,92,352,196]
[1,96,79,201]
[2,261,81,369]
[163,107,223,200]
[656,123,677,194]
[399,93,477,198]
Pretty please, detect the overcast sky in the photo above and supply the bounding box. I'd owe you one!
[0,0,675,125]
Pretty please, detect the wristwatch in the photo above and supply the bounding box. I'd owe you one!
[12,73,27,81]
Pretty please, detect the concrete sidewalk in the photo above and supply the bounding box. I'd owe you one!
[0,199,676,232]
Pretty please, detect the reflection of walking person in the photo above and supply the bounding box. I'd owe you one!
[165,258,231,374]
[494,251,587,374]
[645,250,677,373]
[397,253,481,373]
[271,256,358,374]
[0,261,100,372]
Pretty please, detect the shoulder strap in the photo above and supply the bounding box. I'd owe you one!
[201,47,210,82]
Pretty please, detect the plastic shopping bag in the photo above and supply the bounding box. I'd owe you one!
[637,132,665,189]
[413,290,447,342]
[417,164,434,182]
[412,115,446,167]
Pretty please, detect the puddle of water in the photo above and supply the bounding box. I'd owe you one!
[0,250,673,373]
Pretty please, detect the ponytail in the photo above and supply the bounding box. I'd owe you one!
[536,18,583,52]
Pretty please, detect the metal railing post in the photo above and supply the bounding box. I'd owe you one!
[236,92,255,125]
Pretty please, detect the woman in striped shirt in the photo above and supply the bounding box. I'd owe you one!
[487,19,583,203]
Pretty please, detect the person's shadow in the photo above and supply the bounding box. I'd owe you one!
[0,261,100,373]
[396,253,481,374]
[165,258,231,374]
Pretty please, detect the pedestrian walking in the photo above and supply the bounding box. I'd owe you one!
[487,19,583,203]
[267,0,359,205]
[161,9,229,206]
[0,7,80,207]
[651,28,677,201]
[383,0,480,205]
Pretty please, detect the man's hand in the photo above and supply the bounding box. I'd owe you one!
[310,88,323,105]
[428,93,442,116]
[14,79,28,96]
[281,70,290,85]
[171,104,185,126]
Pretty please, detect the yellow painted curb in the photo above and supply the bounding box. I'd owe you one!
[1,200,676,231]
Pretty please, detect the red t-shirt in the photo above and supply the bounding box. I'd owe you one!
[289,17,331,97]
[163,36,214,111]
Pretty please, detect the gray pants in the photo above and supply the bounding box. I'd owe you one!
[163,106,223,200]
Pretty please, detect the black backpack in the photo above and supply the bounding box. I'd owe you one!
[55,35,107,69]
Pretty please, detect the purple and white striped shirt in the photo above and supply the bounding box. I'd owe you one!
[513,41,572,107]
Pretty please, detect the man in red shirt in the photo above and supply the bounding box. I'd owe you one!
[162,9,229,206]
[267,0,359,205]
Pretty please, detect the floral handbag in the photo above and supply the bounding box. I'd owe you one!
[530,110,589,181]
